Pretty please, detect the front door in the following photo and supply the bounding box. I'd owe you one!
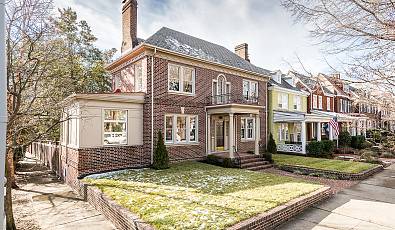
[215,120,225,151]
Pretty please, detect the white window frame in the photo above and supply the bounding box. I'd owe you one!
[318,96,323,109]
[278,93,288,109]
[167,63,196,95]
[327,97,331,111]
[212,75,231,104]
[103,109,128,146]
[243,79,258,101]
[164,114,198,145]
[241,117,255,141]
[278,123,289,142]
[294,95,301,111]
[313,95,318,109]
[340,99,344,112]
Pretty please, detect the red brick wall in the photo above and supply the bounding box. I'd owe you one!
[145,57,267,160]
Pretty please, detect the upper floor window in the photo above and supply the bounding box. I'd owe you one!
[327,97,331,111]
[278,93,288,109]
[318,96,323,109]
[294,95,301,111]
[168,64,195,94]
[116,59,147,93]
[243,80,258,102]
[103,110,127,146]
[212,75,231,104]
[313,95,318,109]
[340,99,344,112]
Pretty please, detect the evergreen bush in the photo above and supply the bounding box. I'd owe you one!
[338,131,351,147]
[306,141,322,157]
[152,131,169,170]
[267,133,277,154]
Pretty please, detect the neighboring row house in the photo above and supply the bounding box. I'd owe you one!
[56,0,395,185]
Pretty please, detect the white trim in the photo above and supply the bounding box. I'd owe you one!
[164,113,199,145]
[102,109,128,146]
[241,117,255,141]
[167,63,196,95]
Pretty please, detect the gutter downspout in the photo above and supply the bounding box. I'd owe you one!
[151,48,157,165]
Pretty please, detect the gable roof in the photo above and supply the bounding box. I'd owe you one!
[144,27,271,76]
[319,73,349,97]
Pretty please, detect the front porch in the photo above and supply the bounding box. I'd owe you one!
[206,104,264,158]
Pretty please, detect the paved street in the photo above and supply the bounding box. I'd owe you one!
[278,164,395,230]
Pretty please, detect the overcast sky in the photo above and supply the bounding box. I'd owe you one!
[53,0,341,74]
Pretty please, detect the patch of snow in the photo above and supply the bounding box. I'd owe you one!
[165,37,219,63]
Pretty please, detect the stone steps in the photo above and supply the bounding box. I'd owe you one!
[238,154,272,171]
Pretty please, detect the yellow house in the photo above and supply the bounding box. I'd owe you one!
[268,71,309,154]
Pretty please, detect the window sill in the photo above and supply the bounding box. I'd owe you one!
[241,139,255,142]
[168,91,195,96]
[165,142,200,146]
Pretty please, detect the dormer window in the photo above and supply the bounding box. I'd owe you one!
[273,71,282,84]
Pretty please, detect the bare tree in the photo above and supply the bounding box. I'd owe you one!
[282,0,395,93]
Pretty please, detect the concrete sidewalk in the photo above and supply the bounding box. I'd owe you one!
[14,157,115,230]
[277,164,395,230]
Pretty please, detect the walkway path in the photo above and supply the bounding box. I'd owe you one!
[14,156,115,230]
[277,164,395,230]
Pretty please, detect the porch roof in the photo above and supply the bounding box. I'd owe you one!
[311,110,357,122]
[273,111,305,123]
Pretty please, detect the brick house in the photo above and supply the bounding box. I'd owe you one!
[58,0,271,184]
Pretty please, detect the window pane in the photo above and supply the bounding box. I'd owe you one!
[103,122,127,145]
[168,65,180,91]
[251,82,258,98]
[243,81,249,99]
[135,64,143,92]
[105,110,127,121]
[165,116,173,142]
[241,119,245,139]
[183,68,193,93]
[176,117,187,142]
[247,119,254,139]
[189,116,196,142]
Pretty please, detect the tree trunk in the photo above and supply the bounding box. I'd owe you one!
[5,149,16,230]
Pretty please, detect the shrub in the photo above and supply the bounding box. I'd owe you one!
[361,140,373,149]
[267,133,277,154]
[306,141,322,157]
[351,135,366,149]
[152,131,169,170]
[338,131,352,147]
[206,154,236,168]
[321,140,335,158]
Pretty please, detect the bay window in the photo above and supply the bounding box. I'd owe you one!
[103,110,127,145]
[241,117,255,140]
[165,114,198,144]
[168,64,195,94]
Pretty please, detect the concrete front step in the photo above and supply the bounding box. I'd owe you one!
[246,164,273,171]
[241,161,269,169]
[240,157,266,164]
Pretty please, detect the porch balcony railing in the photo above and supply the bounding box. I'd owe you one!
[277,143,304,154]
[207,94,259,106]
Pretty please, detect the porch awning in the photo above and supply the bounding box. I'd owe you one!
[273,111,305,122]
[311,110,356,122]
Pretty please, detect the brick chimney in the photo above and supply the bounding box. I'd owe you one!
[235,43,250,62]
[121,0,138,53]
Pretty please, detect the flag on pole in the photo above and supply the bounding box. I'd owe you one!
[329,116,339,136]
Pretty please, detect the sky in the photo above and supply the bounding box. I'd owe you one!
[53,0,341,74]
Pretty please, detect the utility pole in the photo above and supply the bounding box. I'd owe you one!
[0,0,6,228]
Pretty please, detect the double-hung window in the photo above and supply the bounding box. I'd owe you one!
[165,114,198,144]
[278,123,288,141]
[278,93,288,109]
[243,80,258,102]
[241,117,255,140]
[318,96,323,109]
[103,110,127,145]
[168,64,195,94]
[313,95,318,109]
[294,95,301,110]
[327,98,331,111]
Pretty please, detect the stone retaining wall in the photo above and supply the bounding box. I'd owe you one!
[228,187,331,230]
[276,164,383,180]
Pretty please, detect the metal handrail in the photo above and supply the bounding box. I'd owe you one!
[207,94,259,106]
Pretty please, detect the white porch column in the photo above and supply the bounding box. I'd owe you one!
[329,123,334,140]
[301,120,306,154]
[207,114,211,154]
[316,122,322,141]
[255,114,260,155]
[229,113,234,158]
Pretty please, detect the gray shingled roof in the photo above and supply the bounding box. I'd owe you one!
[144,27,271,76]
[268,74,302,92]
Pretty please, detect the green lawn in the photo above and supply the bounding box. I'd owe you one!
[84,162,323,230]
[273,154,378,173]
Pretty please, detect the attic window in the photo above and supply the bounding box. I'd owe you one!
[273,72,282,84]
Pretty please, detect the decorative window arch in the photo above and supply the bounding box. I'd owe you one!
[212,74,231,104]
